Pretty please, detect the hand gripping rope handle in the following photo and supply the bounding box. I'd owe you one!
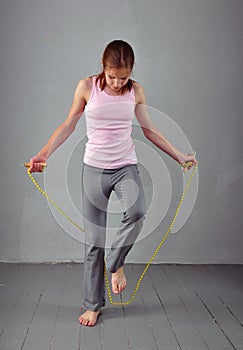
[24,160,197,306]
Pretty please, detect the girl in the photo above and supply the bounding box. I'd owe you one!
[29,40,197,327]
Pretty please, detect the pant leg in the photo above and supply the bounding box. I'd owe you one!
[82,164,112,311]
[106,164,146,273]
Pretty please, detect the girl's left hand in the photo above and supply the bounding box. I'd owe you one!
[178,152,197,171]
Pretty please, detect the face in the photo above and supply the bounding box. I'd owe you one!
[104,67,131,93]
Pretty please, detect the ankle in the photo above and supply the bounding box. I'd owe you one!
[112,266,124,275]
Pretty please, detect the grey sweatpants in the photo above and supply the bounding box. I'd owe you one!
[82,163,146,311]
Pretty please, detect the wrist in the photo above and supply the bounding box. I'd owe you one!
[174,151,184,164]
[36,150,48,160]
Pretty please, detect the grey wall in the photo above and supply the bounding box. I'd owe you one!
[0,0,242,263]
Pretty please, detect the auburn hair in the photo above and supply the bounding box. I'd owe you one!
[96,40,135,94]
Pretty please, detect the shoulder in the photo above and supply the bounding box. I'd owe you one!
[75,76,93,103]
[76,76,93,92]
[133,81,146,104]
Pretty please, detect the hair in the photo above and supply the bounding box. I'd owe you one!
[96,40,135,94]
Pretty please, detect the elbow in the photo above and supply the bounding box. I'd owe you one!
[63,119,77,135]
[69,122,76,134]
[142,127,153,140]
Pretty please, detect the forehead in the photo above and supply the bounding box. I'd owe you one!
[105,67,131,78]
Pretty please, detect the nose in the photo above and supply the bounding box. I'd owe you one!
[114,79,121,88]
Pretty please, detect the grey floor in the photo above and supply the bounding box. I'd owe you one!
[0,263,242,350]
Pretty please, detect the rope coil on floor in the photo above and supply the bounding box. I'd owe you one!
[25,162,197,306]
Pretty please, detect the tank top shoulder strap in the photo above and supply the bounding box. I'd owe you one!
[87,75,98,105]
[130,82,135,100]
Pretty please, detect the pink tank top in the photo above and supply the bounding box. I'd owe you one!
[83,76,138,169]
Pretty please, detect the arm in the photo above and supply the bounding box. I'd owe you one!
[29,78,90,172]
[134,83,197,168]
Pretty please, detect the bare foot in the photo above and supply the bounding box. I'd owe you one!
[111,266,127,294]
[79,310,101,327]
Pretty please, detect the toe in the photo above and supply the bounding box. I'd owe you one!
[79,316,87,326]
[112,283,119,294]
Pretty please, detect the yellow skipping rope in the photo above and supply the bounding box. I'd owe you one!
[24,161,197,306]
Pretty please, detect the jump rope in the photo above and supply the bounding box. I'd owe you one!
[24,160,197,306]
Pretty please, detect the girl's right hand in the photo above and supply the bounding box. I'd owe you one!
[29,155,47,173]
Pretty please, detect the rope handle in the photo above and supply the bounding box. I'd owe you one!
[24,162,47,168]
[181,161,193,173]
[180,151,197,173]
